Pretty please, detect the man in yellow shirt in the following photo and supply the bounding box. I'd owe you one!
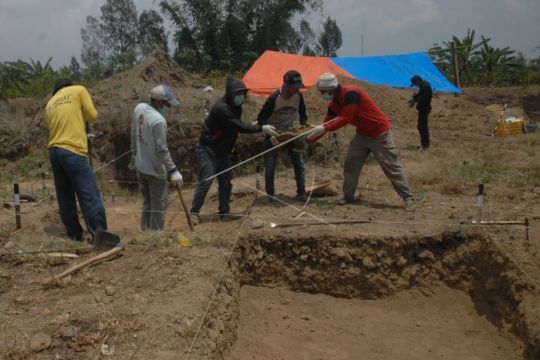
[45,79,107,241]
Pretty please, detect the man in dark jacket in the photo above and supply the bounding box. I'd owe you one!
[257,70,308,201]
[190,76,278,222]
[409,75,433,150]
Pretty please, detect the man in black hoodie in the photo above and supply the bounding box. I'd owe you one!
[409,75,433,150]
[190,77,278,222]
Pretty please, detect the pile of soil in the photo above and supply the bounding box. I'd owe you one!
[0,97,47,160]
[0,51,223,180]
[463,87,540,120]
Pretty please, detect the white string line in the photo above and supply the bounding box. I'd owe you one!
[92,120,186,174]
[18,189,512,209]
[9,204,531,229]
[294,166,316,219]
[202,119,340,183]
[92,150,133,174]
[478,226,540,293]
[183,201,253,360]
[12,191,534,227]
[235,179,337,228]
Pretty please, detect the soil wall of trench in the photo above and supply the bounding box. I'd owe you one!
[201,230,540,359]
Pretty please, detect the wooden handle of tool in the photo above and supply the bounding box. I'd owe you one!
[46,246,124,284]
[176,187,194,231]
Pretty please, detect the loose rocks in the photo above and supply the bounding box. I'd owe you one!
[29,333,51,352]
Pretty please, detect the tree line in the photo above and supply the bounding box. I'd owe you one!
[429,29,540,86]
[1,0,539,100]
[0,0,342,100]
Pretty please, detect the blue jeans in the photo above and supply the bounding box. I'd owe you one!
[49,147,107,240]
[190,145,232,215]
[264,138,306,196]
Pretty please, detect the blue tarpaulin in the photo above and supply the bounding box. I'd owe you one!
[331,52,461,94]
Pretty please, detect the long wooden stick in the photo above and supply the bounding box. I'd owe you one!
[176,187,194,231]
[45,246,124,284]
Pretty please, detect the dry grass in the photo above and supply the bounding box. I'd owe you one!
[409,132,539,199]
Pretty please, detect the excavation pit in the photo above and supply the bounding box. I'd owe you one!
[226,231,540,360]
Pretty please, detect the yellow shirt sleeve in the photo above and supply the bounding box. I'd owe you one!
[79,86,98,123]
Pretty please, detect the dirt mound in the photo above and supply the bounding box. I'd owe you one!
[463,86,540,121]
[0,51,223,181]
[0,97,48,159]
[86,50,222,183]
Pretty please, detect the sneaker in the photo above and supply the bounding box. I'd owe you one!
[219,213,243,222]
[337,198,358,206]
[295,192,308,202]
[189,213,200,226]
[404,195,426,208]
[259,195,274,204]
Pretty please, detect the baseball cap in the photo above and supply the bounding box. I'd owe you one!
[150,85,180,107]
[317,73,339,91]
[283,70,304,88]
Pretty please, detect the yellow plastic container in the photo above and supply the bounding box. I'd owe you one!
[495,120,524,137]
[176,233,192,248]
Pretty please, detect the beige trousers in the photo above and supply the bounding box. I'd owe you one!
[343,131,413,201]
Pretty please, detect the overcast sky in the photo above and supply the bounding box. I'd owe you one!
[0,0,538,68]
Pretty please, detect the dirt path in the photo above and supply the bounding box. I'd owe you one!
[228,285,523,360]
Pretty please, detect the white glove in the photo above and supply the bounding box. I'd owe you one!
[128,155,136,170]
[169,170,183,188]
[306,125,326,140]
[262,125,279,137]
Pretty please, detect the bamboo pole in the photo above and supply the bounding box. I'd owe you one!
[452,41,461,89]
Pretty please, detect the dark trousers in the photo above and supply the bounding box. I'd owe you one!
[417,109,430,149]
[48,147,107,240]
[190,145,232,215]
[263,138,305,196]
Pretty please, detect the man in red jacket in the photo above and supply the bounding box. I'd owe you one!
[307,73,421,207]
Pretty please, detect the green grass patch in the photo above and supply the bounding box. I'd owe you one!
[14,152,50,178]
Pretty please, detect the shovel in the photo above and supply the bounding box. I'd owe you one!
[45,230,125,284]
[176,187,194,231]
[93,229,122,250]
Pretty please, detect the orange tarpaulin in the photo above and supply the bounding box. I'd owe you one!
[243,50,352,96]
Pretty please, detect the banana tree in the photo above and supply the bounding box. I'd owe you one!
[429,28,486,86]
[477,36,515,85]
[0,62,29,100]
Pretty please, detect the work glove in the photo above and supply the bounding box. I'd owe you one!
[306,125,326,141]
[169,170,183,188]
[128,155,136,170]
[262,125,279,137]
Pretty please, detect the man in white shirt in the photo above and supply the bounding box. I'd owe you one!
[130,85,183,230]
